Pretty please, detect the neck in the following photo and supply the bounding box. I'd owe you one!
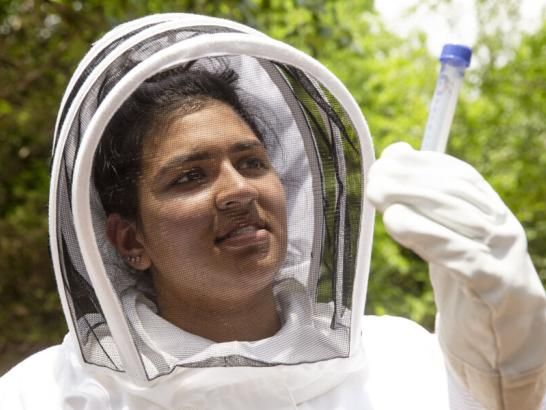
[154,283,281,342]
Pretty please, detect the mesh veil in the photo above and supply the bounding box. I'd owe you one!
[50,14,374,380]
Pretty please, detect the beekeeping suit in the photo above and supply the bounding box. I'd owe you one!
[1,13,545,410]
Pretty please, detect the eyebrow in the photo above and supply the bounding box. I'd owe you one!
[153,140,265,183]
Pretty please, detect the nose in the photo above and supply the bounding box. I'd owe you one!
[215,162,259,210]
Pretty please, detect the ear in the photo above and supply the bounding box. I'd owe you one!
[106,213,152,271]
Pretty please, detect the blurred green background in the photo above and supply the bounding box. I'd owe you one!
[1,0,545,375]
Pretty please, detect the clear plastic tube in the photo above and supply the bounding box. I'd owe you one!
[421,44,472,152]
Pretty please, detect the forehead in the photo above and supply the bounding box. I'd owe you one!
[142,102,259,159]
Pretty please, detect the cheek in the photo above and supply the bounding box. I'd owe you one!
[263,178,287,229]
[140,194,215,250]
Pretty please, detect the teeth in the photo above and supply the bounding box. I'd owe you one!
[227,225,257,238]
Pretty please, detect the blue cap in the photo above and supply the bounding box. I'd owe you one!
[440,44,472,67]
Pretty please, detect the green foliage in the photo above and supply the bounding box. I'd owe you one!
[1,0,545,372]
[451,22,546,282]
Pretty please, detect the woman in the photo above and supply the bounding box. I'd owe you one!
[94,67,288,345]
[1,13,545,410]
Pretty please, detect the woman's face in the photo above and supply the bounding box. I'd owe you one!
[135,101,287,304]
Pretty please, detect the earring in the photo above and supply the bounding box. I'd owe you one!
[125,255,141,264]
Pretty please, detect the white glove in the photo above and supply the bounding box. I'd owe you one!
[366,142,546,410]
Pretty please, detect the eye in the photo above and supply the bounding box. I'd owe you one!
[239,157,267,171]
[172,168,206,186]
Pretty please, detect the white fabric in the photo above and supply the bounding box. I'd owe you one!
[366,142,546,409]
[79,279,351,376]
[1,315,452,410]
[7,317,546,409]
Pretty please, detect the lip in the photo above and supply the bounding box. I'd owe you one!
[216,217,265,240]
[216,227,269,250]
[215,221,270,250]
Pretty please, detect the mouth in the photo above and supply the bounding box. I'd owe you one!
[215,220,269,248]
[216,220,266,241]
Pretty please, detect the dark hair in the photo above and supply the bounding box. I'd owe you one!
[93,64,265,221]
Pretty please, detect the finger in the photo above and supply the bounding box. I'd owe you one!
[368,169,503,217]
[379,142,485,184]
[375,142,505,209]
[367,145,507,222]
[368,175,508,240]
[382,203,488,271]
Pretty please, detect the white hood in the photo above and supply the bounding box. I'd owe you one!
[49,13,375,404]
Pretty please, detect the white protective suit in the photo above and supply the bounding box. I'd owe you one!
[1,13,545,410]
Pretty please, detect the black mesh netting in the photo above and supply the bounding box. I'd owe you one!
[53,23,363,380]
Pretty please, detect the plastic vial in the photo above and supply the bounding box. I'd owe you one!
[421,44,472,152]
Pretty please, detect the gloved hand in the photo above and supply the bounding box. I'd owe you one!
[366,142,546,410]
